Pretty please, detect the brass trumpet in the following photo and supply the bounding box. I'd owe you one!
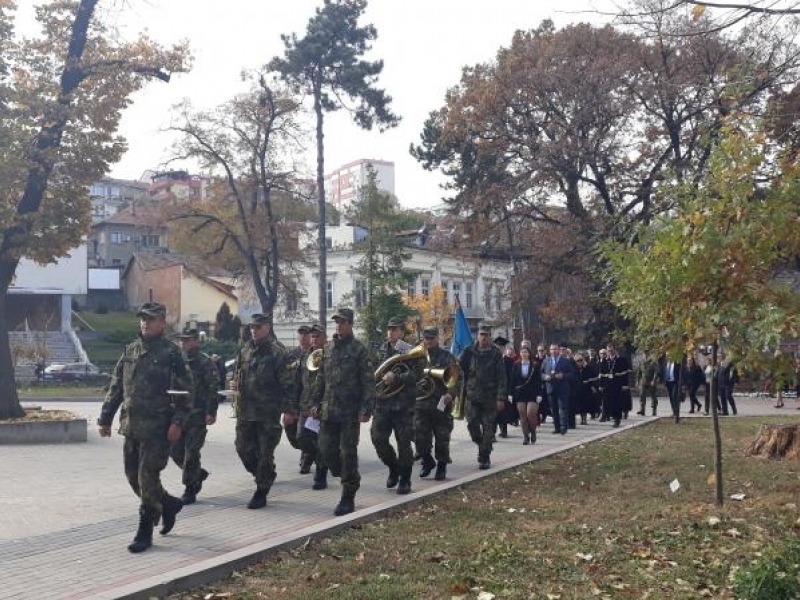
[306,348,323,371]
[375,343,428,399]
[416,364,460,400]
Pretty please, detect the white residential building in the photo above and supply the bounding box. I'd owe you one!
[325,159,395,209]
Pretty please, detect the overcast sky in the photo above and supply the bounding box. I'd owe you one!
[20,0,615,209]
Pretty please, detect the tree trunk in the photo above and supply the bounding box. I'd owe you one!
[314,87,327,326]
[746,424,800,460]
[0,293,24,419]
[710,340,724,506]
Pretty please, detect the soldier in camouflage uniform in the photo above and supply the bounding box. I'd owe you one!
[98,302,193,554]
[310,307,375,516]
[230,313,297,509]
[459,324,507,470]
[284,324,312,473]
[296,322,328,489]
[371,316,423,495]
[636,353,659,417]
[172,328,219,504]
[416,326,460,480]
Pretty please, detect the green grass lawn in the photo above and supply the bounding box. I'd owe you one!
[170,417,800,600]
[72,310,139,371]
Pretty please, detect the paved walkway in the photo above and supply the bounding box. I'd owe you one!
[0,396,792,600]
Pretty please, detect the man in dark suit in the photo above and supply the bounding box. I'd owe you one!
[541,343,576,435]
[660,355,683,423]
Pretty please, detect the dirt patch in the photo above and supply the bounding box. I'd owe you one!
[2,409,82,423]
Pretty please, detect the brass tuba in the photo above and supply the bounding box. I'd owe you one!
[375,343,429,399]
[416,364,460,400]
[305,348,323,371]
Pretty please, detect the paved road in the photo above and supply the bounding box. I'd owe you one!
[0,396,791,600]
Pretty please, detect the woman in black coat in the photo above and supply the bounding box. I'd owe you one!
[511,346,541,444]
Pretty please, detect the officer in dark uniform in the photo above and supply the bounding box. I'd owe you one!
[230,313,297,509]
[459,324,507,470]
[172,328,219,504]
[416,326,459,480]
[98,302,193,553]
[372,316,423,495]
[310,308,375,516]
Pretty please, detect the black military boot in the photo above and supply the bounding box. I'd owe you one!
[299,453,314,475]
[386,464,399,488]
[181,468,209,505]
[434,461,447,481]
[419,454,436,478]
[312,465,328,490]
[334,489,356,516]
[128,506,155,553]
[247,488,268,509]
[478,453,491,470]
[397,466,412,495]
[159,494,183,535]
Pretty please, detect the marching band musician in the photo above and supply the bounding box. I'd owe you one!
[296,322,328,490]
[284,324,313,474]
[415,326,460,480]
[371,316,423,495]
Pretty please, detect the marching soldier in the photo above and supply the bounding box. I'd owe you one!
[230,313,297,509]
[371,316,422,495]
[97,302,192,554]
[636,353,659,416]
[297,322,328,490]
[416,326,459,480]
[284,324,313,473]
[172,328,219,504]
[459,324,507,470]
[310,308,375,516]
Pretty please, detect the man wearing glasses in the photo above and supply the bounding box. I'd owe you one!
[230,314,297,509]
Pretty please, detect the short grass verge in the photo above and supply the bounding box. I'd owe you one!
[171,417,800,600]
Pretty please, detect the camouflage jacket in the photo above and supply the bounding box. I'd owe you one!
[459,344,507,407]
[234,338,295,422]
[98,334,193,439]
[375,340,424,412]
[637,359,659,388]
[311,333,375,421]
[184,348,219,426]
[417,345,460,410]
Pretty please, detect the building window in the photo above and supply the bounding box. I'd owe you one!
[465,282,473,309]
[110,231,123,244]
[451,281,461,305]
[495,286,502,312]
[406,277,416,297]
[112,258,122,266]
[484,282,492,312]
[421,278,430,297]
[325,237,333,250]
[326,279,334,310]
[286,288,298,314]
[141,234,159,247]
[441,280,449,304]
[354,279,367,308]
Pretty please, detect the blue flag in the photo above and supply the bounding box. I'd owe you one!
[450,297,473,358]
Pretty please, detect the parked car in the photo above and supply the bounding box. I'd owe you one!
[44,362,101,382]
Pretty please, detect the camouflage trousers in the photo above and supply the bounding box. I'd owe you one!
[235,419,282,492]
[370,406,414,471]
[414,404,453,464]
[123,436,170,516]
[319,418,361,495]
[169,424,208,488]
[283,416,301,450]
[465,401,496,460]
[296,414,323,467]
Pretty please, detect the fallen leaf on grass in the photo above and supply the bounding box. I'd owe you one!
[203,594,232,600]
[477,592,496,600]
[451,582,469,594]
[427,551,446,563]
[730,493,746,501]
[708,516,721,527]
[725,528,742,538]
[575,552,594,561]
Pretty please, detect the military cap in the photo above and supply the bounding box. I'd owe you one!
[136,301,166,318]
[422,326,439,338]
[297,324,312,334]
[249,313,271,325]
[387,316,407,328]
[176,327,199,339]
[493,335,510,347]
[478,324,492,335]
[309,322,325,334]
[331,307,354,322]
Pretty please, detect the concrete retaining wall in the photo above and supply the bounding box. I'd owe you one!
[0,419,87,444]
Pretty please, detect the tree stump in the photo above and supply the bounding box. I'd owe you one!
[746,424,800,460]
